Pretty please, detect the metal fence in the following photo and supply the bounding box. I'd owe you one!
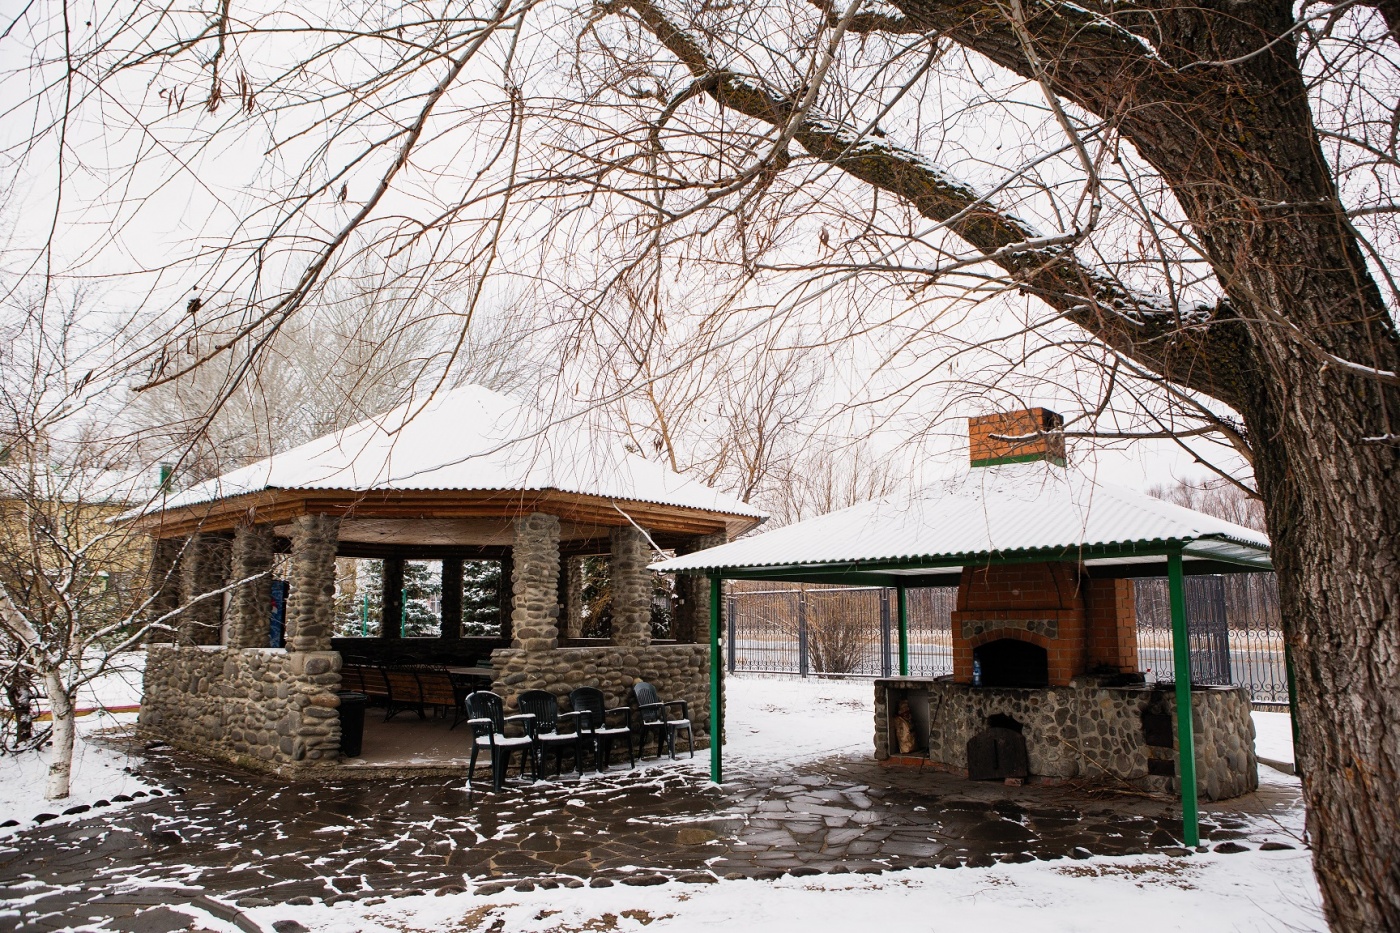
[725,573,1289,707]
[1135,573,1288,706]
[724,584,956,679]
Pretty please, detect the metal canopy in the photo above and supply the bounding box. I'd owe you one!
[675,462,1274,851]
[653,461,1270,581]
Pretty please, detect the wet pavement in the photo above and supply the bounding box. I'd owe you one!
[0,731,1304,931]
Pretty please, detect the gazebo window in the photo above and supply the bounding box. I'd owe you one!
[578,555,613,641]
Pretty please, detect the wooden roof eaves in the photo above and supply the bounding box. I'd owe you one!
[130,486,762,540]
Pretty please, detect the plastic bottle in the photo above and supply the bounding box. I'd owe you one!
[972,657,983,687]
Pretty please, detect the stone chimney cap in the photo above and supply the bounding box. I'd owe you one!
[969,408,1066,468]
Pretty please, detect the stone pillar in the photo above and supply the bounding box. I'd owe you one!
[226,523,275,649]
[146,537,183,642]
[440,557,463,639]
[672,532,727,643]
[610,525,652,648]
[498,553,514,642]
[381,556,404,639]
[179,533,231,646]
[565,556,584,639]
[284,514,340,652]
[511,514,560,651]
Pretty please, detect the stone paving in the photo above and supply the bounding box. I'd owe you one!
[0,732,1304,932]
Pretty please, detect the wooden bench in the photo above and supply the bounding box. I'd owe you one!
[341,664,389,703]
[380,666,468,726]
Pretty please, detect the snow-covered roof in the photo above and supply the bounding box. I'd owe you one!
[652,461,1270,576]
[134,385,765,523]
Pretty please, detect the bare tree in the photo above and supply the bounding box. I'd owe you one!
[761,441,906,527]
[1148,476,1267,533]
[8,0,1400,924]
[131,281,537,479]
[0,298,242,799]
[552,6,1400,926]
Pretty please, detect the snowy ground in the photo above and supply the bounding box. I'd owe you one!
[231,851,1324,933]
[0,710,160,839]
[0,671,1320,931]
[723,676,878,771]
[1252,711,1295,767]
[0,658,158,838]
[227,676,1322,933]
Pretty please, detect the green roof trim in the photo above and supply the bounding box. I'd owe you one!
[970,452,1068,468]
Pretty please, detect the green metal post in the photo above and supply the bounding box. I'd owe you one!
[361,595,368,638]
[1284,641,1302,779]
[896,585,909,677]
[710,573,723,784]
[401,586,407,637]
[1168,551,1200,847]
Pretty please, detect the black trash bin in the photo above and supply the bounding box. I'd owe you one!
[336,691,368,758]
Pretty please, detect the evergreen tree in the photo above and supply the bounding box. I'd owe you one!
[332,558,441,637]
[335,559,381,638]
[401,560,440,637]
[461,560,502,636]
[578,557,674,639]
[579,556,611,638]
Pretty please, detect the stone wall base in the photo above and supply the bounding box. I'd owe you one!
[140,645,343,766]
[875,675,1257,801]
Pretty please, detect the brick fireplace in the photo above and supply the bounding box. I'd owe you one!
[871,409,1258,801]
[952,562,1139,687]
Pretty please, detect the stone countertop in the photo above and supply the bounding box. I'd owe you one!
[873,676,951,687]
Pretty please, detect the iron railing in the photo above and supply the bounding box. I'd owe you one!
[725,573,1288,707]
[725,584,955,679]
[1135,573,1287,706]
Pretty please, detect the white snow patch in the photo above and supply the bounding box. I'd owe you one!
[246,852,1324,933]
[722,676,874,773]
[1252,711,1295,768]
[0,711,159,837]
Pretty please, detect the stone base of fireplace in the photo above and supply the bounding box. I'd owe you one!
[874,675,1257,801]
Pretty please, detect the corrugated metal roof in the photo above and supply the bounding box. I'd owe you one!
[651,462,1270,574]
[132,385,765,522]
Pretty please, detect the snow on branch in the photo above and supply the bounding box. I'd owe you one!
[614,0,1243,404]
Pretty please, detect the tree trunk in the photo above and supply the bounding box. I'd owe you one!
[43,670,75,801]
[1246,367,1400,931]
[6,675,34,746]
[929,8,1400,925]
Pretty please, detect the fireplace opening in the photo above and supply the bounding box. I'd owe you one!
[987,713,1023,733]
[973,638,1049,688]
[967,713,1029,781]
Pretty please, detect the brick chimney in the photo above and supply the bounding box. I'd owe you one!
[968,408,1066,468]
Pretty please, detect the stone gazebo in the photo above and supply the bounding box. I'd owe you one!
[131,386,763,771]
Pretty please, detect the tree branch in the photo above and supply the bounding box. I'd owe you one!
[611,0,1250,406]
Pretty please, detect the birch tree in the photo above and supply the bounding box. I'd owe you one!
[0,301,242,799]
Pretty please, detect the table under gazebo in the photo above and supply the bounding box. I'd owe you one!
[654,409,1275,848]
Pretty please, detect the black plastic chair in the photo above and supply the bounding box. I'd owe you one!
[569,686,634,771]
[465,691,538,791]
[517,690,586,777]
[633,681,694,760]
